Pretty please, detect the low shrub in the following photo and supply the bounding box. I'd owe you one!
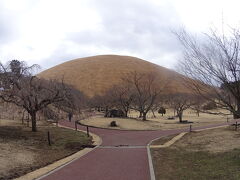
[110,121,117,127]
[202,101,217,110]
[158,107,166,116]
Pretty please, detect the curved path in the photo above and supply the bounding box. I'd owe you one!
[38,119,237,180]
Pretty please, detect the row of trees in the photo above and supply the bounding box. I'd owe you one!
[92,71,165,120]
[91,71,205,122]
[0,60,86,132]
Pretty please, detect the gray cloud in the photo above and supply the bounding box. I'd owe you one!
[0,0,184,70]
[63,0,183,68]
[0,8,16,43]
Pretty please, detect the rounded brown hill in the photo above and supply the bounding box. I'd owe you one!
[38,55,188,97]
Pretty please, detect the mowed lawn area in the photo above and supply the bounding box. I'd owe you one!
[151,127,240,180]
[0,120,92,180]
[81,109,229,130]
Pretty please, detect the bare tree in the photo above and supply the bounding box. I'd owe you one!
[105,83,134,117]
[167,93,195,122]
[89,94,113,116]
[0,60,69,132]
[175,27,240,119]
[190,95,206,117]
[89,95,103,112]
[54,86,87,115]
[150,97,165,118]
[123,71,166,120]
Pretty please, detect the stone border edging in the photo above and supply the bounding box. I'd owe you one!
[147,123,232,180]
[147,143,156,180]
[14,125,102,180]
[149,124,231,149]
[146,132,187,180]
[150,132,187,148]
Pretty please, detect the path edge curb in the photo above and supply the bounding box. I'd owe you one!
[146,123,232,180]
[14,124,102,180]
[150,132,187,148]
[147,141,156,180]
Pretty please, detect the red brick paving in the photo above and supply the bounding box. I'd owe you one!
[39,119,240,180]
[42,148,149,180]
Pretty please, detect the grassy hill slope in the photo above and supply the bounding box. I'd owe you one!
[38,55,189,97]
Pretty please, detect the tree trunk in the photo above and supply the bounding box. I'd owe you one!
[233,111,240,119]
[142,112,147,121]
[151,109,156,118]
[105,106,108,114]
[31,112,37,132]
[124,109,128,118]
[22,111,25,124]
[233,104,240,119]
[139,111,143,118]
[197,110,200,117]
[178,111,183,123]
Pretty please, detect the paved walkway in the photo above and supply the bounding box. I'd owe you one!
[39,119,238,180]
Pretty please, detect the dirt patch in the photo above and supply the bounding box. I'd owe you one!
[0,121,92,180]
[0,142,36,179]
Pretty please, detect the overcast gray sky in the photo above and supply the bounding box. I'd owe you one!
[0,0,240,71]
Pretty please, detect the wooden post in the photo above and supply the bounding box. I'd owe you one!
[87,126,89,137]
[27,113,30,127]
[189,124,192,132]
[22,111,25,125]
[75,121,77,131]
[47,131,51,146]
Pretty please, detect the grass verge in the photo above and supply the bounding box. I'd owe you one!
[151,127,240,180]
[0,124,92,180]
[150,134,178,145]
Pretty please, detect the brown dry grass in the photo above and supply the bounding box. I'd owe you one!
[38,55,192,97]
[151,127,240,179]
[173,127,240,153]
[151,134,178,145]
[0,120,92,180]
[80,109,230,130]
